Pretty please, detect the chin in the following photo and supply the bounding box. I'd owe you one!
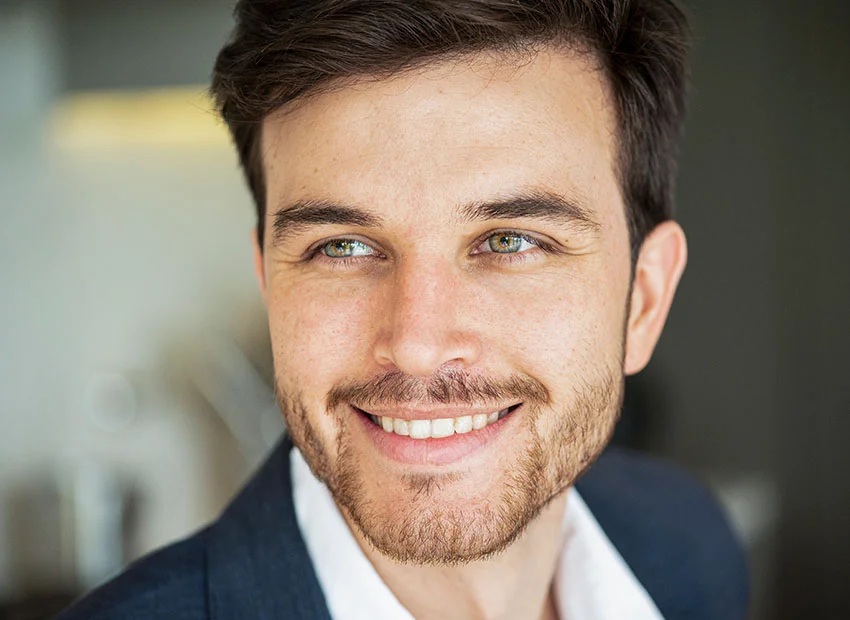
[326,427,560,565]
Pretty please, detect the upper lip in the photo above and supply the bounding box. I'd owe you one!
[352,403,521,420]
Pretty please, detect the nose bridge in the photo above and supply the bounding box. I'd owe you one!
[397,254,449,312]
[392,254,459,339]
[378,252,480,376]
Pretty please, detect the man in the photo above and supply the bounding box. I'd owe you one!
[57,1,748,619]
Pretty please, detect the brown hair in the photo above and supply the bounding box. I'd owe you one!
[211,0,691,259]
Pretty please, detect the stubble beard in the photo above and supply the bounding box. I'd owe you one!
[277,364,623,567]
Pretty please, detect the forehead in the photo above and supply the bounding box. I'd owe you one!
[261,49,622,228]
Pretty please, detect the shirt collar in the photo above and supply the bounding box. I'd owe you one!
[291,447,664,620]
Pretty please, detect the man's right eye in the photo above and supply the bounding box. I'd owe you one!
[319,239,376,258]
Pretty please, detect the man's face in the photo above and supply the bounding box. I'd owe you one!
[259,50,635,564]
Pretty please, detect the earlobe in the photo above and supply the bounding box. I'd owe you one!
[623,221,688,375]
[253,228,268,302]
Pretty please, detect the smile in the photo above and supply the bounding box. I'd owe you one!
[361,405,520,439]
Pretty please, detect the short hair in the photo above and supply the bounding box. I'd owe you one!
[211,0,691,259]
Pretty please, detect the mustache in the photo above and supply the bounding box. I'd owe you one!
[326,368,550,412]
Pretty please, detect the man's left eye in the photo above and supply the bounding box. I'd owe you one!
[482,232,538,254]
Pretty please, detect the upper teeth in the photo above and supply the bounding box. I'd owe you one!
[374,409,509,439]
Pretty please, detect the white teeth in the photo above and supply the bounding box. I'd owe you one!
[454,416,473,434]
[431,418,455,438]
[393,418,410,436]
[409,419,431,439]
[370,408,515,439]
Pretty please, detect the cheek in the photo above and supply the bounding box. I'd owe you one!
[477,268,627,381]
[484,271,627,449]
[268,284,371,388]
[267,280,376,429]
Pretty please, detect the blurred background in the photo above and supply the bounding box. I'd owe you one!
[0,0,847,618]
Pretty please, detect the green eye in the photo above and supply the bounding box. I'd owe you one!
[321,239,374,258]
[487,232,533,254]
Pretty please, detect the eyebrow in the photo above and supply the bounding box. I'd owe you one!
[271,200,384,246]
[270,190,599,247]
[456,190,600,232]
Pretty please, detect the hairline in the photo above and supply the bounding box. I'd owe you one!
[264,41,600,120]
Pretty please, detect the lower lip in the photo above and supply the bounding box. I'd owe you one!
[352,406,518,467]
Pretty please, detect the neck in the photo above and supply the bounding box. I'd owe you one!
[350,489,569,620]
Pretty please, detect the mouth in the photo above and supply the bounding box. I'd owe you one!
[356,404,521,439]
[351,403,523,466]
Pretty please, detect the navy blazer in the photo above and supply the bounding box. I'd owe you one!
[56,437,749,619]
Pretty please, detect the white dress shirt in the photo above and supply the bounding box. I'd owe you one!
[291,448,664,620]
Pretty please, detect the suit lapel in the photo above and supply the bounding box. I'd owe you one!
[205,436,333,620]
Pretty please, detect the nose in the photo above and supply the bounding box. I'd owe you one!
[373,258,482,378]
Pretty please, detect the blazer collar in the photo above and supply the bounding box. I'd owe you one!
[205,435,332,620]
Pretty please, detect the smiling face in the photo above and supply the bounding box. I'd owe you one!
[257,49,677,565]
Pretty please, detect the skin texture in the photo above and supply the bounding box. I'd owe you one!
[256,49,687,620]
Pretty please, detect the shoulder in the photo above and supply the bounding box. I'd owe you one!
[55,529,208,620]
[576,448,750,620]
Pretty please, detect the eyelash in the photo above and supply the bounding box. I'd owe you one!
[305,230,558,269]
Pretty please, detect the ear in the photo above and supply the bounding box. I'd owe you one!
[624,220,688,375]
[252,227,268,302]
